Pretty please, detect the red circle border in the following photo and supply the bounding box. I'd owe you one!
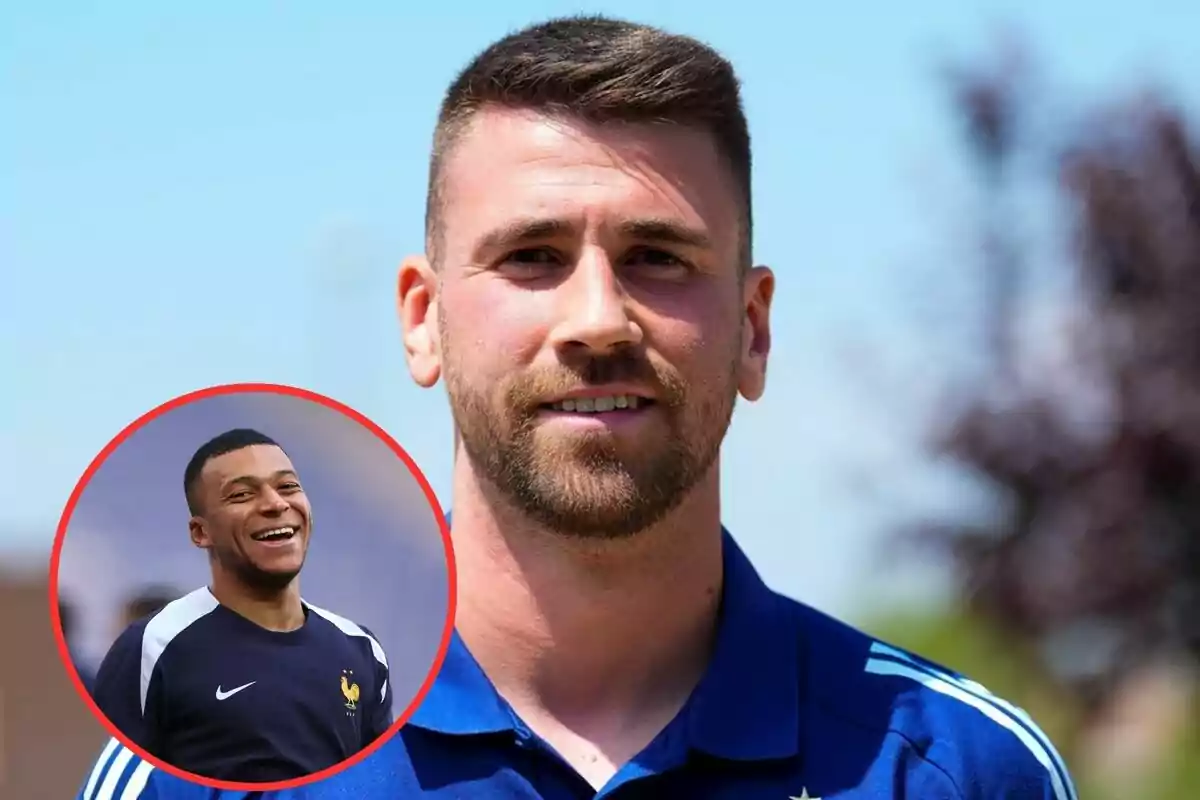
[47,382,457,792]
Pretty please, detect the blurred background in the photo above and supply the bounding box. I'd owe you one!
[3,2,1198,798]
[58,389,449,702]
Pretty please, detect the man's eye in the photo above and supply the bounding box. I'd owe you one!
[497,247,563,279]
[504,248,560,265]
[625,247,690,273]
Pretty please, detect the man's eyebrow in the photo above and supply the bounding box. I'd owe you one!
[474,216,713,253]
[616,217,713,250]
[476,218,574,253]
[221,470,298,489]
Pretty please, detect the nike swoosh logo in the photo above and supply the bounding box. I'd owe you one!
[215,681,256,700]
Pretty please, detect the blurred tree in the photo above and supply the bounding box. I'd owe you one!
[920,48,1200,707]
[899,45,1200,794]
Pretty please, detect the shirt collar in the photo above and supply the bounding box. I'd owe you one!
[410,524,804,762]
[408,629,514,734]
[684,529,803,761]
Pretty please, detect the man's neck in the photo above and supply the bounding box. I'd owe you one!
[209,571,305,632]
[451,457,725,786]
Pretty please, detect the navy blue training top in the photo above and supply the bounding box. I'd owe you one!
[79,533,1076,799]
[91,587,393,783]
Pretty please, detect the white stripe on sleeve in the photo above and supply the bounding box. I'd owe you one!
[82,738,121,800]
[92,745,136,800]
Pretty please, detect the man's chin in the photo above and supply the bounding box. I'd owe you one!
[522,502,663,540]
[512,476,666,539]
[513,442,712,538]
[241,561,303,592]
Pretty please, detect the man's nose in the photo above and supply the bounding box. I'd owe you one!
[258,489,289,513]
[548,249,643,354]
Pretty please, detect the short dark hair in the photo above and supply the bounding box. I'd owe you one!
[184,428,281,515]
[123,586,179,621]
[426,15,752,268]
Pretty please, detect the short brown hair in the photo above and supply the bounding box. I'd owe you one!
[425,15,753,268]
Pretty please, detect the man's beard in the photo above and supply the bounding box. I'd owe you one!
[212,542,303,593]
[442,330,739,540]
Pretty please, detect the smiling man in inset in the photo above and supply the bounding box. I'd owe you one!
[91,428,393,783]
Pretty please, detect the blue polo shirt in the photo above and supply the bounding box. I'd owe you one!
[76,530,1076,799]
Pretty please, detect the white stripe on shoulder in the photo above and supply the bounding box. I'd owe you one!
[92,743,136,800]
[868,642,1076,800]
[119,759,156,799]
[872,643,1002,698]
[140,587,220,713]
[305,602,389,671]
[82,737,121,800]
[864,654,1075,800]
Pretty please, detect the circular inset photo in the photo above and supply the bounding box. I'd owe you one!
[49,383,455,791]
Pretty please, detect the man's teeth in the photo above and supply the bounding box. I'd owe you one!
[252,527,295,541]
[551,395,642,413]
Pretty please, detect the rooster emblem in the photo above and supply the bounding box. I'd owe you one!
[341,669,360,711]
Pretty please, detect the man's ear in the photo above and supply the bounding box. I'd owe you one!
[398,254,441,388]
[738,265,774,402]
[188,516,210,550]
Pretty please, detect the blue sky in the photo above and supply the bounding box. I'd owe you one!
[2,1,1196,619]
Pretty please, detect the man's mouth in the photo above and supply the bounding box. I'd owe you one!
[542,394,655,414]
[250,526,297,542]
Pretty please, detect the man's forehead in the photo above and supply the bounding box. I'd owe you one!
[438,107,741,245]
[203,444,294,481]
